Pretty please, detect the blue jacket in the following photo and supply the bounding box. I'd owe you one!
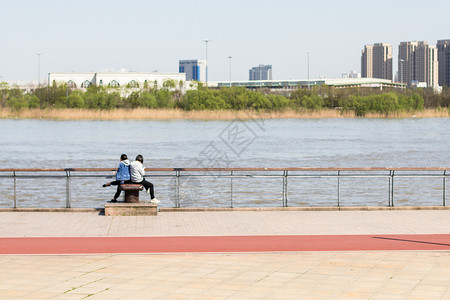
[116,159,131,181]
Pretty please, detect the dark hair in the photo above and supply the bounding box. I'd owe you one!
[120,154,127,161]
[136,154,144,163]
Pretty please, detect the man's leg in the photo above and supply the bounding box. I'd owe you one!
[141,179,155,199]
[113,185,121,200]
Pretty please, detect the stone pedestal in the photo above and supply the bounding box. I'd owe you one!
[119,184,143,203]
[104,202,157,216]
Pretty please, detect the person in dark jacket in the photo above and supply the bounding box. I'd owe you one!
[103,154,131,202]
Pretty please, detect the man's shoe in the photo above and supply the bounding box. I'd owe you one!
[150,198,160,204]
[111,199,117,203]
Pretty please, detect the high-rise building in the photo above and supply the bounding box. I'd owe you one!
[179,60,206,82]
[361,43,392,80]
[399,41,438,87]
[361,45,373,78]
[249,65,272,81]
[437,40,450,87]
[398,41,417,85]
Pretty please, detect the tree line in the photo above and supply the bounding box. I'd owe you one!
[1,81,450,117]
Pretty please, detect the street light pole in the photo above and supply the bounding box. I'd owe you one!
[37,52,42,89]
[228,56,232,87]
[307,51,310,90]
[203,39,211,86]
[259,64,263,88]
[36,52,42,106]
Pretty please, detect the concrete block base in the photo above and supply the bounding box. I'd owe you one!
[104,202,157,216]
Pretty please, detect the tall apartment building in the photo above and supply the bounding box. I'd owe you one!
[398,41,438,87]
[361,45,373,78]
[249,65,272,81]
[361,43,392,80]
[179,59,206,82]
[437,40,450,86]
[398,41,417,85]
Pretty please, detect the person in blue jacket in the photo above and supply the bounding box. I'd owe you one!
[103,154,131,202]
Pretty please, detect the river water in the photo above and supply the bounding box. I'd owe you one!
[0,117,449,208]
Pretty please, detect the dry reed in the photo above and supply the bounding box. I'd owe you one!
[0,108,448,120]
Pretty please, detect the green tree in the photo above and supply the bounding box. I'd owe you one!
[155,89,174,108]
[67,91,85,108]
[162,79,176,90]
[139,91,158,108]
[6,96,27,111]
[412,94,424,110]
[25,94,40,108]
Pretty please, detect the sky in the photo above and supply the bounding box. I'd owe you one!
[1,0,449,82]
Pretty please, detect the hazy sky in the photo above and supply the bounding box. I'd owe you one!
[1,0,449,82]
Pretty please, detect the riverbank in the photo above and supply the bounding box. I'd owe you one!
[1,107,449,120]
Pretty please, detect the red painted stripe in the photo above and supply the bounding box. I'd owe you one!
[0,234,449,255]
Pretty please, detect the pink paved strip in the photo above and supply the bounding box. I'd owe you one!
[1,234,450,254]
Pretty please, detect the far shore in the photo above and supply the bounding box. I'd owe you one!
[0,108,449,120]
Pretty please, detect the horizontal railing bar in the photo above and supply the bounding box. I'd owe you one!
[0,167,449,172]
[0,174,447,180]
[0,175,69,179]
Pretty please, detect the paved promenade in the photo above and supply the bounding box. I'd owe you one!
[1,210,450,299]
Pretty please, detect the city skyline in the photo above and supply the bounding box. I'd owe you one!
[1,0,449,82]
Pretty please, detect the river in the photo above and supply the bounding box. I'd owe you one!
[0,117,449,208]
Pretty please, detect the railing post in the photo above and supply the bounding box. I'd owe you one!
[337,170,340,207]
[444,170,446,206]
[176,170,181,208]
[282,170,288,207]
[390,170,395,207]
[388,171,391,207]
[65,170,71,208]
[284,171,289,207]
[230,171,234,208]
[13,171,17,209]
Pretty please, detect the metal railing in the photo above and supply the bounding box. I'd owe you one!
[0,168,448,208]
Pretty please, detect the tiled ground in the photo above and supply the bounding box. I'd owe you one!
[1,210,450,299]
[1,252,450,299]
[1,210,450,237]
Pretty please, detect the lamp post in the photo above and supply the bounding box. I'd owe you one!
[203,39,211,86]
[36,52,42,89]
[307,51,310,90]
[228,56,232,87]
[259,64,263,88]
[36,52,42,106]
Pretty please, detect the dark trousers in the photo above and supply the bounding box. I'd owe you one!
[134,179,155,199]
[110,180,131,200]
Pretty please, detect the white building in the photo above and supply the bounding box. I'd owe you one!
[48,72,187,90]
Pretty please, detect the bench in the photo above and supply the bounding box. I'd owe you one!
[119,184,144,203]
